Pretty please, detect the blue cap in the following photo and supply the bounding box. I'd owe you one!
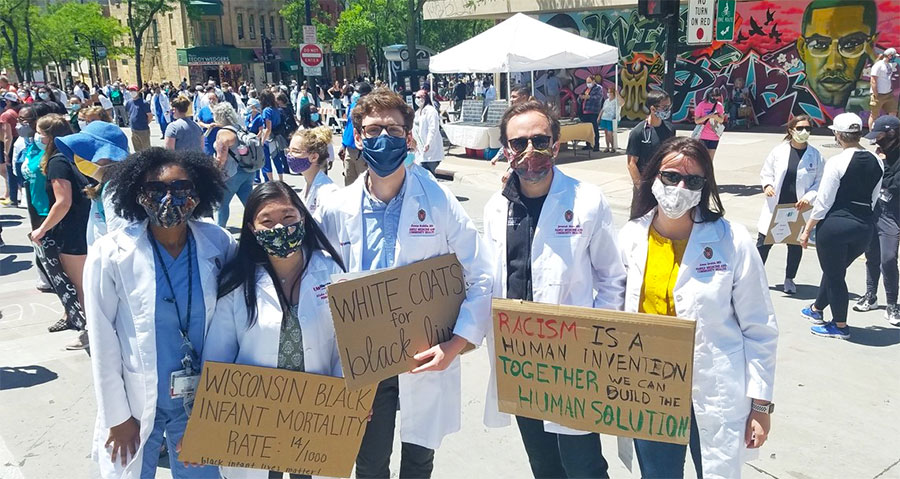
[865,115,900,139]
[55,120,130,163]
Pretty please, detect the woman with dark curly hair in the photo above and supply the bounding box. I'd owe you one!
[84,147,236,479]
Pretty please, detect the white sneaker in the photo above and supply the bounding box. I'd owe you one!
[65,331,89,350]
[783,278,797,294]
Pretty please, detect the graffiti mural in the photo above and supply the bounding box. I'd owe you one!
[537,0,900,126]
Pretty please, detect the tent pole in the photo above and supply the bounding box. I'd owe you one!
[506,71,511,101]
[530,70,534,97]
[613,64,619,150]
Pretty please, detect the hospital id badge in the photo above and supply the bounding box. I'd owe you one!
[170,370,200,399]
[880,188,893,204]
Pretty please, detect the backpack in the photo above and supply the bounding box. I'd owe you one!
[278,106,299,137]
[221,126,265,172]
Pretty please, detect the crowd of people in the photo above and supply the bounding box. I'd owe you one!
[0,57,897,478]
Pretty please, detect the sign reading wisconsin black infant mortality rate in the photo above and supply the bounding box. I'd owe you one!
[492,299,696,444]
[179,362,375,477]
[327,254,467,390]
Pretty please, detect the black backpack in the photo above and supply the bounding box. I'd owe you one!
[278,106,299,137]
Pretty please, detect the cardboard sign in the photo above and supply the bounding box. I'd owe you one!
[327,254,468,390]
[492,299,696,445]
[179,362,375,477]
[764,203,814,246]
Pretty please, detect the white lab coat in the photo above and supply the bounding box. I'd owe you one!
[617,211,778,479]
[151,93,172,123]
[203,250,344,479]
[756,141,824,234]
[84,220,237,479]
[302,170,339,216]
[413,104,444,165]
[481,168,626,435]
[315,164,493,449]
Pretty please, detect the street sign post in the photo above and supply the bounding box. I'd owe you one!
[716,0,736,42]
[687,0,714,45]
[300,43,323,77]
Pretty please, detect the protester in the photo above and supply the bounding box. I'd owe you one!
[482,77,496,112]
[109,83,128,127]
[68,97,83,132]
[339,82,372,186]
[164,96,203,152]
[482,100,625,478]
[856,115,900,326]
[85,148,234,478]
[729,77,757,128]
[275,91,299,143]
[578,77,604,152]
[620,136,777,478]
[125,87,152,152]
[1,91,22,206]
[626,90,674,189]
[151,85,171,140]
[79,106,113,125]
[599,88,624,153]
[757,115,823,294]
[329,80,343,113]
[195,92,219,156]
[316,88,492,479]
[258,89,285,182]
[17,104,54,293]
[212,102,255,228]
[869,48,898,129]
[287,126,338,215]
[694,87,726,160]
[412,89,443,174]
[800,113,884,339]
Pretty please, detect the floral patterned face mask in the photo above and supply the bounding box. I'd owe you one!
[254,220,305,258]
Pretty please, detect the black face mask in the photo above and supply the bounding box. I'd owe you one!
[877,135,899,157]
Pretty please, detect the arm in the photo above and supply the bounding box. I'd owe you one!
[626,155,641,185]
[31,178,73,241]
[202,287,241,364]
[258,119,272,145]
[799,149,825,205]
[424,108,439,152]
[589,194,626,311]
[801,154,845,246]
[760,146,778,196]
[2,122,12,162]
[164,137,176,150]
[214,130,235,170]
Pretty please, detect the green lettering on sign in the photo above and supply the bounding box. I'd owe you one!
[715,0,736,42]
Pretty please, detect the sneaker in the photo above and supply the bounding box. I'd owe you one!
[65,330,89,350]
[811,322,850,339]
[783,278,797,294]
[47,317,73,333]
[0,197,9,205]
[853,292,877,312]
[887,304,900,327]
[36,283,53,293]
[801,304,825,325]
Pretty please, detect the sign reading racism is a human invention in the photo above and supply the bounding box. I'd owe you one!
[493,299,696,444]
[327,253,469,390]
[179,362,375,477]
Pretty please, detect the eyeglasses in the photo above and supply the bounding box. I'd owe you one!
[362,124,407,138]
[794,126,812,132]
[142,180,196,200]
[803,33,872,59]
[659,171,707,191]
[507,135,553,153]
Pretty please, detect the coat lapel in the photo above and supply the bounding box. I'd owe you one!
[188,221,225,326]
[675,217,724,290]
[394,169,425,266]
[115,221,158,375]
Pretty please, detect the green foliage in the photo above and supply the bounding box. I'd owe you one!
[334,0,405,76]
[34,2,129,64]
[420,19,493,52]
[280,0,337,48]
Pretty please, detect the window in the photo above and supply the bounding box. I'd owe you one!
[167,14,174,39]
[151,20,159,46]
[249,14,255,39]
[269,16,275,41]
[279,17,285,40]
[259,14,266,38]
[237,13,244,40]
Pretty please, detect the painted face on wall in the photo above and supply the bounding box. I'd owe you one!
[798,3,875,108]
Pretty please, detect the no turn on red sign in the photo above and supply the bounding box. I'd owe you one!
[300,43,323,68]
[687,0,714,45]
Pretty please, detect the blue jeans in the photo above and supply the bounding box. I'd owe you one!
[633,409,703,479]
[141,407,219,479]
[261,142,285,178]
[6,160,22,204]
[515,416,609,478]
[217,169,254,227]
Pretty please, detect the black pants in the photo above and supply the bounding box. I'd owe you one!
[579,113,600,150]
[420,161,440,175]
[515,416,609,479]
[814,215,874,323]
[756,233,803,279]
[864,203,900,304]
[355,376,435,479]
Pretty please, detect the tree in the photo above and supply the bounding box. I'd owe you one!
[334,0,404,79]
[0,0,34,81]
[127,0,178,88]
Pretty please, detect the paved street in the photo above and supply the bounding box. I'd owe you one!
[1,125,899,479]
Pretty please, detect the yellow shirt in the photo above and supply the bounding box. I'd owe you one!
[639,225,688,316]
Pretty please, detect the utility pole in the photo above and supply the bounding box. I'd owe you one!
[305,0,316,104]
[663,9,679,96]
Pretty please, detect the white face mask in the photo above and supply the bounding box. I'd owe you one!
[651,177,702,219]
[415,98,425,107]
[791,129,810,143]
[78,120,89,131]
[33,133,46,150]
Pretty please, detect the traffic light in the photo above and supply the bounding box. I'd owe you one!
[638,0,679,18]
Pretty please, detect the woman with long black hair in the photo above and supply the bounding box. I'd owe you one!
[196,181,346,479]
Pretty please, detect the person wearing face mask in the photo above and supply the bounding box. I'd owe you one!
[626,90,674,191]
[68,97,84,132]
[578,77,604,152]
[799,113,884,339]
[193,181,345,479]
[481,100,625,478]
[618,137,778,478]
[0,92,22,206]
[412,89,443,175]
[854,115,900,325]
[285,126,338,215]
[693,87,726,160]
[315,88,493,479]
[84,147,235,479]
[756,115,823,294]
[125,86,153,152]
[36,87,67,115]
[109,84,128,127]
[151,86,172,141]
[212,102,256,228]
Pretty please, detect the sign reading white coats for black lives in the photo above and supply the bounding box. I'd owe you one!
[493,299,696,444]
[327,254,467,390]
[179,362,375,477]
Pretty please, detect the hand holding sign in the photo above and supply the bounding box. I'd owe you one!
[411,334,469,373]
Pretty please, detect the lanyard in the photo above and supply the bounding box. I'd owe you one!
[149,230,193,345]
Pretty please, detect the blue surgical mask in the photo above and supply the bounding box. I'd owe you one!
[33,133,46,150]
[362,134,408,177]
[404,151,415,167]
[310,113,320,122]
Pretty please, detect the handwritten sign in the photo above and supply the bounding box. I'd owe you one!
[764,203,814,246]
[327,254,468,390]
[179,362,375,477]
[492,299,696,444]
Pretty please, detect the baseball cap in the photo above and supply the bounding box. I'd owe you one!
[828,112,863,133]
[865,115,900,139]
[2,91,18,103]
[885,47,897,56]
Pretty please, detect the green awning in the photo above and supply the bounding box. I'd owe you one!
[280,61,299,72]
[188,0,222,16]
[177,47,252,66]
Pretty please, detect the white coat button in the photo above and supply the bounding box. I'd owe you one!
[676,295,683,302]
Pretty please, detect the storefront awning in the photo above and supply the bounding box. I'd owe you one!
[280,61,299,72]
[177,47,253,66]
[188,0,223,16]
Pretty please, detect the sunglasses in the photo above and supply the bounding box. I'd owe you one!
[507,135,553,153]
[659,171,707,191]
[794,126,812,132]
[142,180,196,200]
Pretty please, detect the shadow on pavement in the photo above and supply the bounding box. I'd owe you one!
[0,365,59,390]
[770,283,821,301]
[0,245,34,254]
[848,325,900,347]
[717,184,763,196]
[0,254,33,276]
